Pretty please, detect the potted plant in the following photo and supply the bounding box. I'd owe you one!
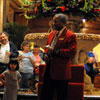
[3,22,29,49]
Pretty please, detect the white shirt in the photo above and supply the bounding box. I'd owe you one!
[0,42,10,64]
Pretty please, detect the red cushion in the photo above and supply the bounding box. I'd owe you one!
[69,65,84,83]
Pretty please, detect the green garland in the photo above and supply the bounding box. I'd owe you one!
[24,11,36,19]
[21,0,100,21]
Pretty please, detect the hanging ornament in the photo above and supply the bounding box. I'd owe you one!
[34,7,38,13]
[48,0,52,2]
[59,6,66,12]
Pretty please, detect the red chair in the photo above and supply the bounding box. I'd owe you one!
[38,65,84,100]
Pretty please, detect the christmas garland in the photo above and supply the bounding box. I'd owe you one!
[21,0,100,21]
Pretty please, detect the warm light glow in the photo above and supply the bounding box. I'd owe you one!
[93,43,100,62]
[30,42,34,50]
[82,18,86,23]
[0,0,4,32]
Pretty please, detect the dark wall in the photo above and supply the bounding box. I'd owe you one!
[28,17,52,33]
[81,19,100,34]
[15,13,52,33]
[15,13,100,34]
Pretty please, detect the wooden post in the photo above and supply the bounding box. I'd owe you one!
[0,0,9,32]
[0,0,4,32]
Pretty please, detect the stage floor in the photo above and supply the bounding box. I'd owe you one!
[84,95,100,100]
[84,89,100,100]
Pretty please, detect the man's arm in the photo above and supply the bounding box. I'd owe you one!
[53,34,77,58]
[9,41,19,58]
[59,34,77,57]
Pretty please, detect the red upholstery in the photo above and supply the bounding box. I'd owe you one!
[67,83,84,100]
[69,65,84,83]
[38,65,84,100]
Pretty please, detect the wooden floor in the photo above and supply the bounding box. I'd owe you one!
[84,73,100,100]
[84,89,100,100]
[84,95,100,100]
[0,92,37,100]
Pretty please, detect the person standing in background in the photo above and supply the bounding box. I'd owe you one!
[40,13,77,100]
[17,41,35,88]
[0,32,18,74]
[33,45,45,81]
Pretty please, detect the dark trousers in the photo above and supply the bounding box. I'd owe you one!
[0,63,8,74]
[40,79,68,100]
[87,68,99,83]
[20,72,33,89]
